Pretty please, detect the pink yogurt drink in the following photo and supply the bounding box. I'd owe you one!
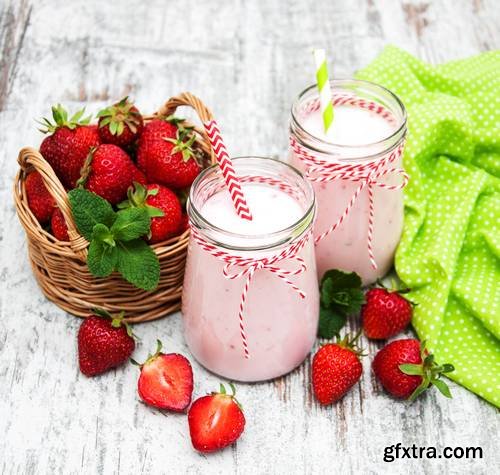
[182,157,318,382]
[289,79,407,285]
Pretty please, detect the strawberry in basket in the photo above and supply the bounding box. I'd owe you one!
[25,171,55,224]
[97,96,144,148]
[118,182,182,243]
[38,105,101,188]
[137,118,201,189]
[77,144,138,205]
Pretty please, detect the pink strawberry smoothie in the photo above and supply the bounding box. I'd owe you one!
[182,159,319,382]
[289,82,407,285]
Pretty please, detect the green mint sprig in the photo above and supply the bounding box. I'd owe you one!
[318,269,365,339]
[68,189,160,291]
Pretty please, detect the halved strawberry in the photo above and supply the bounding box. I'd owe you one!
[188,383,245,453]
[133,340,193,412]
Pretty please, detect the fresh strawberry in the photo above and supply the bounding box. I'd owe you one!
[312,333,364,405]
[38,105,100,188]
[25,171,55,224]
[372,338,454,401]
[97,96,144,147]
[133,340,193,412]
[188,383,245,453]
[179,213,189,233]
[119,182,182,243]
[362,284,413,339]
[137,118,201,189]
[131,166,148,185]
[78,309,135,377]
[51,208,69,241]
[78,144,136,204]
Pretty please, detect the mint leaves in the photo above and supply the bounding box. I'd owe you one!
[68,189,160,291]
[318,269,365,339]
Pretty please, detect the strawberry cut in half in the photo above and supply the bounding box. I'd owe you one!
[133,340,193,412]
[188,383,245,453]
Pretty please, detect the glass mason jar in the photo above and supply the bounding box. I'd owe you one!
[289,79,407,285]
[182,157,318,382]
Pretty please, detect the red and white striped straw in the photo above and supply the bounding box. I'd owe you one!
[204,120,253,221]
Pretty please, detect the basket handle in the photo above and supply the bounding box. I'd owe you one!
[17,147,88,259]
[155,92,217,165]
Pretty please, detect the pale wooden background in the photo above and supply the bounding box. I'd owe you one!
[0,1,499,474]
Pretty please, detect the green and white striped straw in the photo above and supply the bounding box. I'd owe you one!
[313,49,334,135]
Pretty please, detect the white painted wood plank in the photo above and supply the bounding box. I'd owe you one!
[1,0,499,474]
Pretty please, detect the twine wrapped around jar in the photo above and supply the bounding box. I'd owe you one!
[13,92,217,323]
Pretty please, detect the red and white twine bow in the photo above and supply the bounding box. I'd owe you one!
[190,226,312,358]
[291,96,409,269]
[204,120,253,221]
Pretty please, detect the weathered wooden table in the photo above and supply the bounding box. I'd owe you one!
[1,1,499,474]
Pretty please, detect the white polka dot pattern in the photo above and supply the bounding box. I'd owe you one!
[357,46,500,407]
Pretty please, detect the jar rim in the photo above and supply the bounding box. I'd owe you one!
[290,78,407,157]
[188,156,316,251]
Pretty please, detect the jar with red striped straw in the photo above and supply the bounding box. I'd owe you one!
[289,79,408,285]
[182,157,318,381]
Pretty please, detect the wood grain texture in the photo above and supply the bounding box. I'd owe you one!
[0,0,499,474]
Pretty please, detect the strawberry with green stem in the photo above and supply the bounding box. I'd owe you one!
[78,308,136,377]
[137,117,201,189]
[118,182,182,243]
[38,104,100,188]
[372,338,454,401]
[362,279,415,340]
[77,144,137,205]
[97,96,144,147]
[312,332,365,405]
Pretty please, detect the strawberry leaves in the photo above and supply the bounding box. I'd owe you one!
[318,269,365,339]
[37,104,92,133]
[68,189,160,291]
[399,341,455,401]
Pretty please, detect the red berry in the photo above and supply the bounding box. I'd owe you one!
[78,309,135,377]
[81,144,136,204]
[131,166,147,186]
[188,384,245,453]
[362,287,412,339]
[39,105,100,188]
[119,183,182,243]
[97,97,144,147]
[136,341,193,412]
[372,339,454,401]
[25,171,55,224]
[137,119,201,189]
[179,213,189,233]
[51,208,69,241]
[312,334,363,405]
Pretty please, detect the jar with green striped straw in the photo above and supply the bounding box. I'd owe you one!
[288,70,408,285]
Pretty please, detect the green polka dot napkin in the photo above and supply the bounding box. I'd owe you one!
[357,46,500,407]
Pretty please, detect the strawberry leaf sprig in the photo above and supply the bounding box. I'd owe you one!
[68,188,160,291]
[399,340,455,401]
[318,269,365,339]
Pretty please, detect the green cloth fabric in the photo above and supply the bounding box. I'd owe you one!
[357,46,500,407]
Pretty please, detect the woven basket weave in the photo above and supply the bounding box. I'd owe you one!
[14,92,216,322]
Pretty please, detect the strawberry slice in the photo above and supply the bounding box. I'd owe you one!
[188,383,245,453]
[133,340,193,412]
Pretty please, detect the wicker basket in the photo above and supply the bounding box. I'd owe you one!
[14,92,216,322]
